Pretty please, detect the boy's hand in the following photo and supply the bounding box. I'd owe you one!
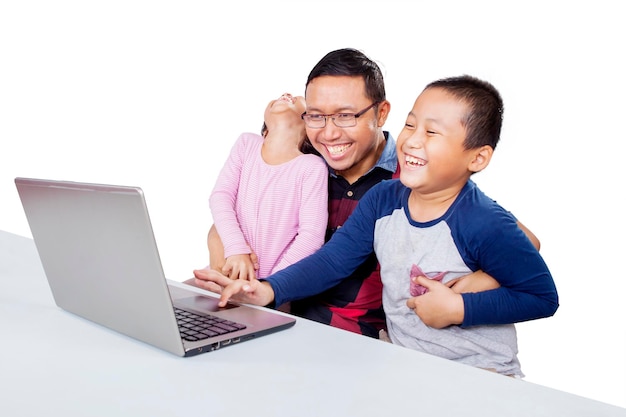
[406,276,465,328]
[192,268,275,308]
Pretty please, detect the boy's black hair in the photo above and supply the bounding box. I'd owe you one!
[426,75,503,150]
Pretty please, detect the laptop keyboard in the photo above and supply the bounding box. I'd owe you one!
[174,307,247,342]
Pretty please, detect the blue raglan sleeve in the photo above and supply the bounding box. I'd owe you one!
[265,183,382,307]
[458,201,559,327]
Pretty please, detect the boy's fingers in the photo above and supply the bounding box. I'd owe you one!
[218,279,248,307]
[415,275,443,289]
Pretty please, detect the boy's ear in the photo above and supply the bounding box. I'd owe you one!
[468,145,493,173]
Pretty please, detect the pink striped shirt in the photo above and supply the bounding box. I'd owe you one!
[210,133,329,278]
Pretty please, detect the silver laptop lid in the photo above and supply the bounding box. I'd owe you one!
[15,177,186,356]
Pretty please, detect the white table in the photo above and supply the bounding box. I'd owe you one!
[1,230,624,416]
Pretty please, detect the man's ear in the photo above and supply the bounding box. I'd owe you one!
[376,100,391,127]
[468,145,493,173]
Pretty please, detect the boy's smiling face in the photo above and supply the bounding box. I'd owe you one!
[397,87,484,197]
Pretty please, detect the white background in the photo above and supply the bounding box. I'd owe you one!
[1,0,624,409]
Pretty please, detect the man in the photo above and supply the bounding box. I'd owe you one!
[192,48,394,338]
[280,48,396,337]
[191,48,539,339]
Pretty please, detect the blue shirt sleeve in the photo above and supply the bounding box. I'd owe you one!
[265,186,380,306]
[456,196,559,326]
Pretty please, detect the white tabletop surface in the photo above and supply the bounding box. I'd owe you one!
[1,229,624,417]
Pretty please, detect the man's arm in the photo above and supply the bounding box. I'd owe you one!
[449,219,539,294]
[517,220,540,250]
[207,224,225,272]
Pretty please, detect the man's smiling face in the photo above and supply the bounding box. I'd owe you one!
[304,75,385,182]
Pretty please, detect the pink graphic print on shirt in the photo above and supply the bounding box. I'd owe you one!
[409,264,448,296]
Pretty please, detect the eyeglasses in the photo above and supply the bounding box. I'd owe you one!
[301,101,380,128]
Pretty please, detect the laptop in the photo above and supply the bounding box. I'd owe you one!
[14,177,296,357]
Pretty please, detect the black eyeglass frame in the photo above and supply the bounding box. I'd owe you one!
[301,101,381,128]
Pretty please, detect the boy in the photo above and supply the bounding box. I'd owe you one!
[199,75,559,376]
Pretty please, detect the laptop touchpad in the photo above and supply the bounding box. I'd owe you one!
[176,295,239,313]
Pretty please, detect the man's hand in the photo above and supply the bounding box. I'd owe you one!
[188,267,227,294]
[192,268,275,308]
[446,270,500,294]
[406,276,465,328]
